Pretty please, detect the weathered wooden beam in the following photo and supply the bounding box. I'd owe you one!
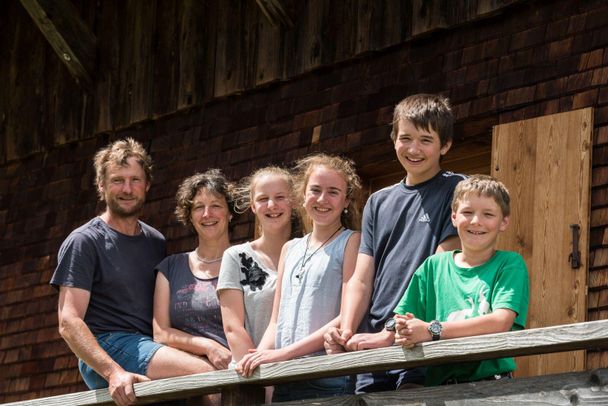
[19,0,97,89]
[256,0,294,29]
[6,320,608,405]
[278,369,608,405]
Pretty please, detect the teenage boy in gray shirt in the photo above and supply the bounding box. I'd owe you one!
[325,94,464,392]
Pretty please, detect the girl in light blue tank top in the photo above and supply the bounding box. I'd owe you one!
[236,154,364,402]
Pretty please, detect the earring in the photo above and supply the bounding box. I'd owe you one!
[343,208,348,214]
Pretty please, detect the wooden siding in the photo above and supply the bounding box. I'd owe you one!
[0,0,523,163]
[1,0,608,401]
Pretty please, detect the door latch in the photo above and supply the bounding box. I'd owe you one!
[569,224,581,269]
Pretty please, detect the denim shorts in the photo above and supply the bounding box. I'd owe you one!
[78,331,163,389]
[273,375,355,402]
[355,367,426,394]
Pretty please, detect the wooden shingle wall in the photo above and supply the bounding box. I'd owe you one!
[1,0,608,401]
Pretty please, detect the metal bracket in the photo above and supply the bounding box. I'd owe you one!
[569,224,581,269]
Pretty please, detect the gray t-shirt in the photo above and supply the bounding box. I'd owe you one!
[50,217,166,336]
[359,170,465,333]
[156,253,228,348]
[276,229,355,356]
[217,242,278,347]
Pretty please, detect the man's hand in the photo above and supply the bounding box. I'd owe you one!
[107,368,150,406]
[344,329,394,351]
[323,327,353,354]
[206,341,232,370]
[395,313,430,348]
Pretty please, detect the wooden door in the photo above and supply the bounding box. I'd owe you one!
[491,108,592,377]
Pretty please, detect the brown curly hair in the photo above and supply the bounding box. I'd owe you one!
[174,169,236,227]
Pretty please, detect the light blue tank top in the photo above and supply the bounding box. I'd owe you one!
[275,229,354,355]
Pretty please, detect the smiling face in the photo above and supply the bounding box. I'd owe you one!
[394,118,451,186]
[451,193,509,255]
[190,187,231,242]
[251,174,292,234]
[303,166,350,229]
[99,156,150,218]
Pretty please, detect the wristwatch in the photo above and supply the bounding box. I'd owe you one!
[428,320,442,341]
[384,317,397,332]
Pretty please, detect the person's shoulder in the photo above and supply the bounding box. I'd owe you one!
[495,250,527,267]
[139,221,166,241]
[224,242,250,254]
[369,182,403,199]
[425,250,452,266]
[436,171,467,186]
[63,217,105,243]
[157,252,188,271]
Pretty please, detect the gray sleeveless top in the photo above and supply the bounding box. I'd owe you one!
[275,229,354,356]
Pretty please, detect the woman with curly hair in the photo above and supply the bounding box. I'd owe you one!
[153,169,235,374]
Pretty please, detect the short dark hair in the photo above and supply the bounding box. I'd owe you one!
[391,93,454,146]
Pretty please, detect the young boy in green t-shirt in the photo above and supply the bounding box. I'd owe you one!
[393,174,529,386]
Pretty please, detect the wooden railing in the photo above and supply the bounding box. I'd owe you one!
[6,320,608,405]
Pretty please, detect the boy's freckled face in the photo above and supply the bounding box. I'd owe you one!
[451,194,509,254]
[394,119,451,186]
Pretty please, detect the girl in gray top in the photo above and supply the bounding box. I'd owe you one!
[237,154,363,402]
[217,167,296,362]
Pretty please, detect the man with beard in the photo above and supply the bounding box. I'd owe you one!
[51,139,215,406]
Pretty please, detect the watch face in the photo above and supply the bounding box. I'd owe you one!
[385,318,396,331]
[429,323,441,334]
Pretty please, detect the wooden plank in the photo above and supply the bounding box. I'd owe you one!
[278,369,608,405]
[411,0,448,38]
[6,2,46,160]
[177,0,207,108]
[152,1,179,116]
[214,0,259,97]
[5,320,608,405]
[492,109,593,377]
[254,7,284,87]
[92,0,119,133]
[8,320,608,405]
[19,0,96,89]
[256,0,294,28]
[129,0,156,123]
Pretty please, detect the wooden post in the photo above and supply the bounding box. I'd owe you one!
[221,386,265,406]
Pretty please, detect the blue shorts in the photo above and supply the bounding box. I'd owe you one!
[78,332,163,389]
[273,375,355,402]
[355,367,426,394]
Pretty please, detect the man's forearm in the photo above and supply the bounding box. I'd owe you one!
[59,317,122,380]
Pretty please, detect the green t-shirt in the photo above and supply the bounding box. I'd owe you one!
[394,250,529,386]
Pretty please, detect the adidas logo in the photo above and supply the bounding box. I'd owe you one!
[418,213,430,223]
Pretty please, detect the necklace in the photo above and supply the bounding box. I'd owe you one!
[194,249,223,264]
[295,226,343,280]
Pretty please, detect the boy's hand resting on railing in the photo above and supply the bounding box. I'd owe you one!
[394,313,429,349]
[236,348,289,377]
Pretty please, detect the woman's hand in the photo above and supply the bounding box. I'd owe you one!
[236,348,287,377]
[205,341,232,370]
